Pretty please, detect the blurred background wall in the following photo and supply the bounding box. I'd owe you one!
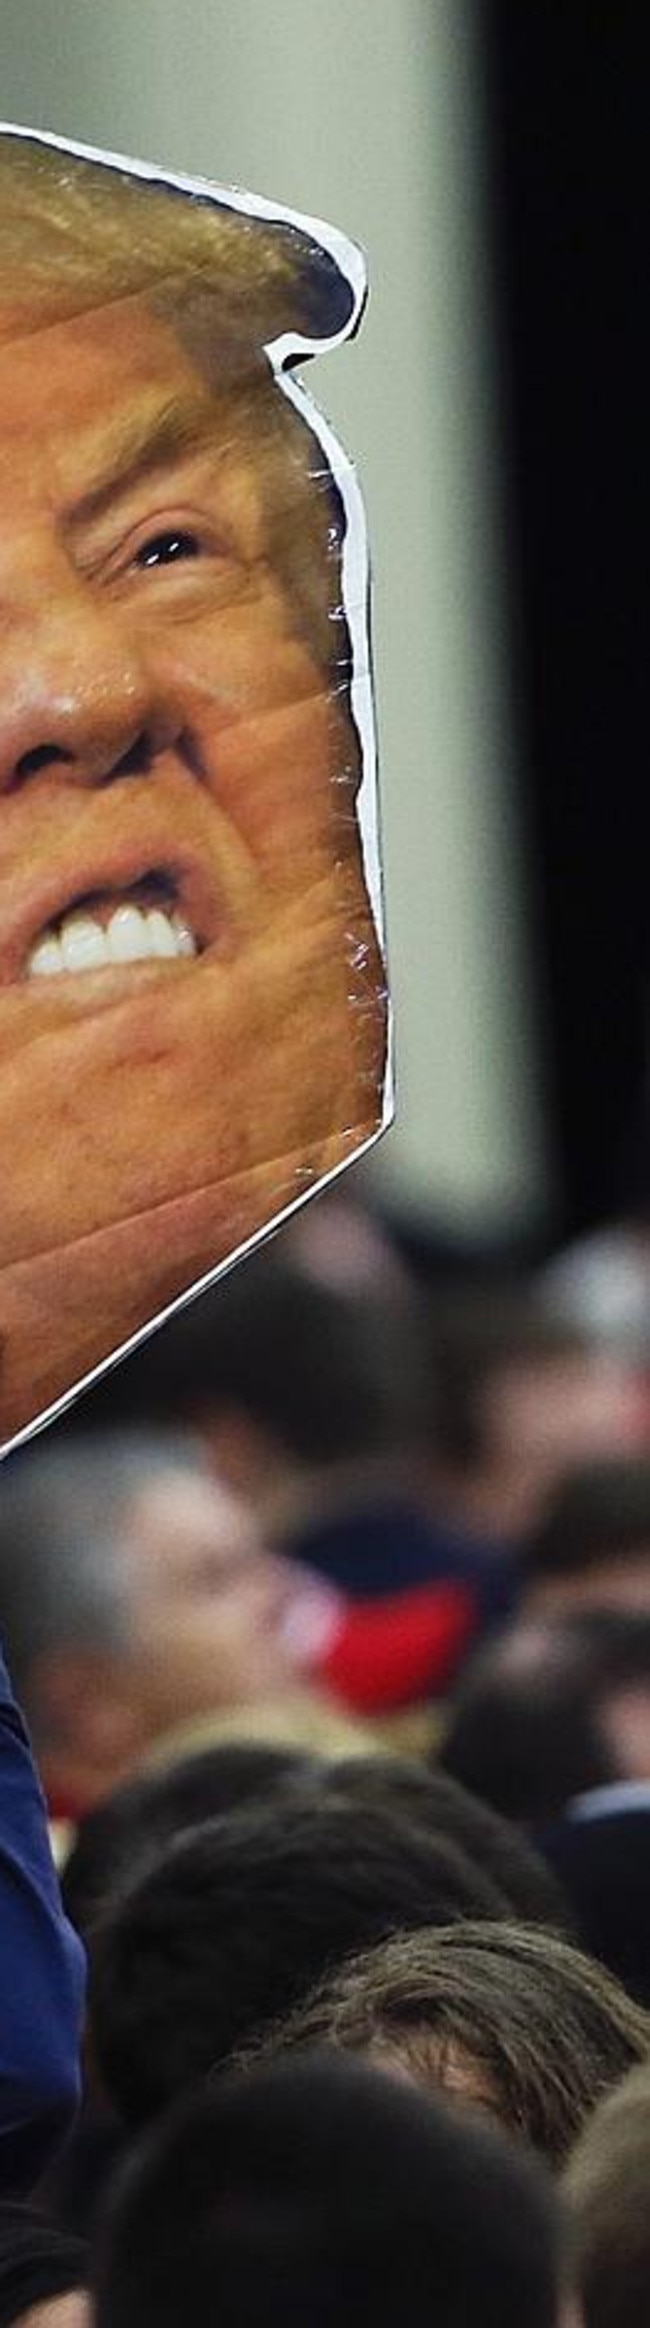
[6,4,643,1250]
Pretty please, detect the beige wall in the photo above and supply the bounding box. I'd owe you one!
[1,0,550,1228]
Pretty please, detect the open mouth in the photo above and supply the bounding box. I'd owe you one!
[25,872,200,981]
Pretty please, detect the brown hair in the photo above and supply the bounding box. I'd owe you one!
[236,1919,650,2169]
[564,2058,650,2328]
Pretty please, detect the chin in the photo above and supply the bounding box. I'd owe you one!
[0,892,388,1446]
[0,1094,384,1445]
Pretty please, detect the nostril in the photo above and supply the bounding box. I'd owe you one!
[9,714,168,793]
[12,729,156,789]
[113,730,155,780]
[15,742,74,781]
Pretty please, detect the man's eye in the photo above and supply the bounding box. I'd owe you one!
[135,529,201,569]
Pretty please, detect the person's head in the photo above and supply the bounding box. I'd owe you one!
[94,2051,561,2328]
[0,130,387,1445]
[62,1738,566,1956]
[423,1290,645,1537]
[62,1249,429,1525]
[61,1739,319,1940]
[88,1794,511,2125]
[440,1609,650,1826]
[564,2056,650,2328]
[311,1751,570,1928]
[241,1919,650,2168]
[541,1804,650,2008]
[0,2206,88,2328]
[0,1430,337,1809]
[524,1460,650,1618]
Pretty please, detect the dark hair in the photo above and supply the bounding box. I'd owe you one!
[89,1797,509,2126]
[63,1742,317,1942]
[94,2051,560,2328]
[311,1753,570,1928]
[525,1458,650,1580]
[66,1251,427,1462]
[439,1611,650,1826]
[541,1804,650,2008]
[425,1289,589,1468]
[240,1919,650,2168]
[0,2204,88,2328]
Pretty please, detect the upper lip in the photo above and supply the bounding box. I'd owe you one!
[0,833,225,986]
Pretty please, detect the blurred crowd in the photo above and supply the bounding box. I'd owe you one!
[3,1182,650,2326]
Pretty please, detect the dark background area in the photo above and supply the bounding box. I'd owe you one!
[485,10,649,1237]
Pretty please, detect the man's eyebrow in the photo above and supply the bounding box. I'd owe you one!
[67,392,223,527]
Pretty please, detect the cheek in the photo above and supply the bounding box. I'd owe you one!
[142,582,323,731]
[140,1610,232,1704]
[144,607,360,881]
[212,692,363,898]
[157,1601,280,1716]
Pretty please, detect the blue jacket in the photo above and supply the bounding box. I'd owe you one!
[0,1643,85,2193]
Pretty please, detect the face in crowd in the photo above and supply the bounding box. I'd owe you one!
[117,1462,339,1742]
[28,1456,340,1808]
[0,142,387,1443]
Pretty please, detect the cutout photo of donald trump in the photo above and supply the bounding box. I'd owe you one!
[0,129,389,1450]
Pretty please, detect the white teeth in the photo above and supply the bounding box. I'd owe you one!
[60,916,110,975]
[146,908,178,960]
[106,904,151,965]
[26,903,198,979]
[28,934,65,977]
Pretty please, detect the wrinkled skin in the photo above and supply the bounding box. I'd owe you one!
[0,298,386,1439]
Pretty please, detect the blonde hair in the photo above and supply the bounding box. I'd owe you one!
[0,133,317,343]
[0,133,351,673]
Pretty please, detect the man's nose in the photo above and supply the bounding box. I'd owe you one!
[0,582,178,795]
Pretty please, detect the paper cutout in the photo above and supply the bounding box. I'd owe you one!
[0,127,390,1452]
